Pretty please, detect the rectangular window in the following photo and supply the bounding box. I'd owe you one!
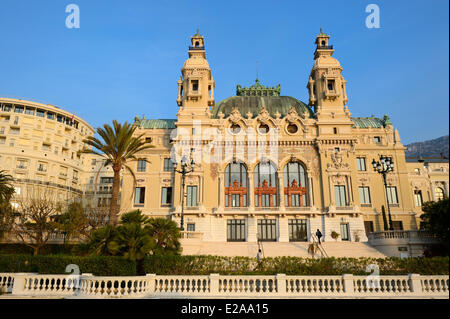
[161,187,172,206]
[386,186,399,205]
[340,223,350,241]
[289,219,307,242]
[227,219,246,242]
[187,223,195,232]
[37,162,47,172]
[25,108,35,115]
[291,194,300,207]
[374,136,381,143]
[414,190,423,207]
[356,157,366,171]
[163,158,173,171]
[359,186,371,205]
[13,117,19,125]
[334,185,347,207]
[327,79,335,91]
[186,186,198,207]
[0,127,4,134]
[14,106,24,113]
[258,219,277,241]
[16,160,28,169]
[137,159,146,172]
[364,221,374,234]
[134,187,145,205]
[100,177,114,184]
[392,221,403,231]
[192,80,199,91]
[47,112,54,120]
[36,109,45,117]
[57,115,63,123]
[231,194,240,207]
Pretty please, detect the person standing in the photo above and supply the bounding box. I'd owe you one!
[254,249,262,271]
[316,229,323,244]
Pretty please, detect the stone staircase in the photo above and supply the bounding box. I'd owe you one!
[180,240,387,258]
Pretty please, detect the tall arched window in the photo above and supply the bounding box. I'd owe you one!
[283,162,308,207]
[224,162,248,207]
[254,161,278,207]
[435,187,445,201]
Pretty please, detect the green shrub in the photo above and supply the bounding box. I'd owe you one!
[0,254,447,276]
[142,255,449,276]
[0,254,136,276]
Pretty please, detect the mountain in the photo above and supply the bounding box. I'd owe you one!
[404,135,449,158]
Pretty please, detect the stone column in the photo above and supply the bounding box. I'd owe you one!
[408,274,423,296]
[308,176,314,207]
[430,181,436,201]
[342,274,354,297]
[210,273,219,296]
[278,170,285,209]
[445,182,449,199]
[247,216,258,242]
[276,274,287,296]
[278,216,289,242]
[218,176,223,207]
[248,173,254,208]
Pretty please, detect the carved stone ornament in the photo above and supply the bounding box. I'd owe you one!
[328,152,350,170]
[229,107,242,124]
[286,106,299,123]
[210,163,218,180]
[332,174,346,185]
[257,107,271,124]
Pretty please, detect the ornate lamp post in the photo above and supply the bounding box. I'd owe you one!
[173,155,195,231]
[372,155,395,231]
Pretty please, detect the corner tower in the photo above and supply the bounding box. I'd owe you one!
[176,30,215,120]
[307,29,350,122]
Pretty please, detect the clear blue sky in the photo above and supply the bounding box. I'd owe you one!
[0,0,448,144]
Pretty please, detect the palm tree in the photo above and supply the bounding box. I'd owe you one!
[81,120,153,225]
[0,170,14,202]
[146,218,181,255]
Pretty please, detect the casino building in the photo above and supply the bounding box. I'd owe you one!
[119,30,449,246]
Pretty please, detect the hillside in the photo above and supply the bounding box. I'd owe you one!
[405,135,449,158]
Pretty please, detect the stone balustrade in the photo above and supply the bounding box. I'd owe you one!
[0,273,448,298]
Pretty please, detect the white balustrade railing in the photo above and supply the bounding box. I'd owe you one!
[78,275,151,298]
[285,276,344,295]
[0,273,448,298]
[0,273,14,293]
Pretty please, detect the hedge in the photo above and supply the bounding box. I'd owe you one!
[0,254,136,276]
[0,254,448,276]
[142,255,450,276]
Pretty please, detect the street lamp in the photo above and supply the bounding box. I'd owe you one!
[372,155,395,231]
[172,155,195,231]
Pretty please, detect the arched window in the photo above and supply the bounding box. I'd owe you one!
[435,187,445,201]
[254,162,278,207]
[225,162,248,207]
[283,162,308,207]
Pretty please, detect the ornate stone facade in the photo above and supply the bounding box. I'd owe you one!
[119,30,449,244]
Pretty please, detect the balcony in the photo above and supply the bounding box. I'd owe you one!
[317,45,333,50]
[180,231,203,240]
[367,230,441,257]
[188,46,205,51]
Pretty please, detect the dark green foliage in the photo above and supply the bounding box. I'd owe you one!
[0,254,447,276]
[0,254,136,276]
[142,255,449,276]
[420,198,449,254]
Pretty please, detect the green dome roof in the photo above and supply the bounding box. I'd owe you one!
[212,95,314,119]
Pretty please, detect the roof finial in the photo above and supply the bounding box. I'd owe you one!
[320,27,323,34]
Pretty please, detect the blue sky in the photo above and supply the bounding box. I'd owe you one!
[0,0,448,144]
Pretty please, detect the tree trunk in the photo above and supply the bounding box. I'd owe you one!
[33,246,39,256]
[109,167,122,225]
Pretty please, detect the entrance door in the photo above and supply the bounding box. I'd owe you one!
[340,223,350,241]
